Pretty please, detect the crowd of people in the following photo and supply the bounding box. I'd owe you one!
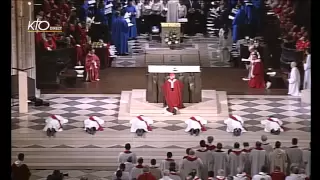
[267,0,310,51]
[11,136,311,180]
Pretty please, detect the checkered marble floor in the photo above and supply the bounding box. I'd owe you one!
[111,35,230,68]
[12,94,310,170]
[12,94,310,134]
[30,170,114,180]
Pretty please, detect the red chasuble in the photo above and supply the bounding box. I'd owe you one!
[248,61,265,89]
[85,54,100,82]
[162,79,184,111]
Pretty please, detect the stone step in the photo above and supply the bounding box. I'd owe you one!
[119,89,229,120]
[118,115,229,121]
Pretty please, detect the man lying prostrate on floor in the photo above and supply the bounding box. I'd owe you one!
[83,116,104,135]
[130,115,153,136]
[185,116,207,136]
[43,115,68,137]
[224,115,247,136]
[261,116,284,135]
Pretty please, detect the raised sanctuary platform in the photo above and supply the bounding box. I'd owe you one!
[118,89,229,121]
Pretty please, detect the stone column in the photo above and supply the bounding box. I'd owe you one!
[13,0,37,95]
[11,0,17,75]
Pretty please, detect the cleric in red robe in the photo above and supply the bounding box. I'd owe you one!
[162,73,184,115]
[75,38,84,66]
[248,53,265,89]
[85,48,100,82]
[43,34,57,51]
[76,22,88,54]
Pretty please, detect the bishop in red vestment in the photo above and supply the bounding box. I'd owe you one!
[162,73,184,115]
[248,53,265,89]
[85,48,100,82]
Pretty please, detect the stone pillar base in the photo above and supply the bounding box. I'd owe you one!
[301,89,310,104]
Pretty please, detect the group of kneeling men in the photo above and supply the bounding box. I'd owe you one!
[43,114,284,137]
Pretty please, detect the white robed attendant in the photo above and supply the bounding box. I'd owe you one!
[83,116,105,131]
[224,115,247,133]
[261,117,284,133]
[303,53,311,89]
[185,116,207,132]
[43,115,68,132]
[130,115,153,133]
[288,62,301,96]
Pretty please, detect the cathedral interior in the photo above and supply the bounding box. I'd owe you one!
[11,0,310,179]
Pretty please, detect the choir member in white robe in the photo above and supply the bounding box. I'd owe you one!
[241,142,252,175]
[160,170,174,180]
[224,115,247,135]
[208,171,214,180]
[261,117,284,135]
[150,159,163,180]
[251,166,271,180]
[124,156,135,173]
[288,62,301,96]
[169,162,182,180]
[195,140,214,179]
[130,157,145,180]
[180,149,204,180]
[214,169,226,180]
[285,166,301,180]
[160,152,178,171]
[302,142,311,177]
[112,163,130,180]
[269,141,287,173]
[130,115,153,136]
[228,142,247,176]
[206,136,216,151]
[43,115,68,137]
[185,116,207,136]
[212,143,228,176]
[83,116,104,135]
[249,142,267,176]
[118,143,137,164]
[286,138,303,173]
[260,135,273,154]
[303,49,311,90]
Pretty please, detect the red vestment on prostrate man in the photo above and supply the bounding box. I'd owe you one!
[248,55,265,89]
[162,73,184,113]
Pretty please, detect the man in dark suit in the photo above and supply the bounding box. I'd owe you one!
[185,0,202,35]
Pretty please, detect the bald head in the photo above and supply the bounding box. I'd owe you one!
[261,135,268,142]
[143,165,150,173]
[291,61,297,68]
[188,149,195,156]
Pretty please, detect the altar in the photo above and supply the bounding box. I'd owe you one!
[161,23,181,45]
[146,65,202,104]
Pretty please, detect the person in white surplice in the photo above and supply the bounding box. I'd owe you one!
[224,115,247,136]
[83,116,105,135]
[43,115,68,137]
[303,48,311,89]
[261,116,284,135]
[288,61,301,96]
[185,116,207,136]
[130,115,153,136]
